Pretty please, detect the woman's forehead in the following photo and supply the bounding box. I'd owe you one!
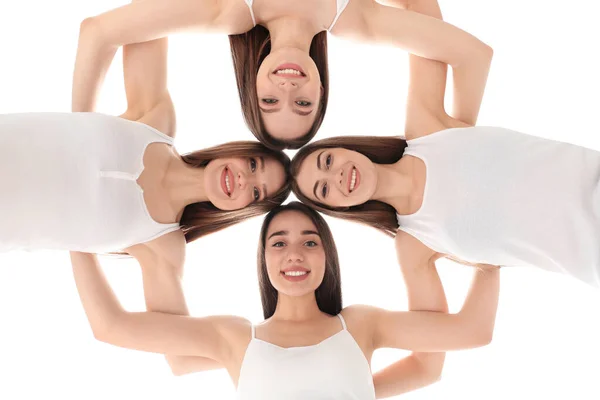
[267,210,317,234]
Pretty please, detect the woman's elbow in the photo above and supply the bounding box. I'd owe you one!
[78,16,109,47]
[415,353,445,384]
[166,357,189,377]
[426,356,445,383]
[89,314,121,345]
[474,325,494,347]
[476,41,494,66]
[483,43,494,63]
[90,321,113,344]
[79,17,98,38]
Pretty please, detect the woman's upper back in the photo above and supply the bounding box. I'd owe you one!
[0,112,179,253]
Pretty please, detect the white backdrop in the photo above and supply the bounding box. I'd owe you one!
[1,0,600,399]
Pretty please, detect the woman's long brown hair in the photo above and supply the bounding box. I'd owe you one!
[290,136,408,237]
[179,141,291,243]
[229,26,329,150]
[257,202,342,319]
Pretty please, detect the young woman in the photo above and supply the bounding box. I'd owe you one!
[74,0,491,149]
[1,6,290,261]
[72,202,500,398]
[290,0,600,288]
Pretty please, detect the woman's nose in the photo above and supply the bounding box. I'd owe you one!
[237,172,247,189]
[278,80,299,91]
[336,168,344,188]
[286,247,304,263]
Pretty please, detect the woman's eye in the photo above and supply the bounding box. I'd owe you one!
[253,187,260,201]
[325,155,332,169]
[296,100,312,107]
[262,98,278,105]
[321,183,328,199]
[305,241,318,247]
[272,241,285,248]
[250,158,257,172]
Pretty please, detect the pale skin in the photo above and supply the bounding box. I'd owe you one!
[73,0,491,142]
[70,0,285,373]
[72,0,494,387]
[72,210,499,397]
[295,0,494,268]
[72,0,488,385]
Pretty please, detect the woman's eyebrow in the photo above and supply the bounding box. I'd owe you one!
[268,230,288,239]
[293,109,313,116]
[259,107,280,113]
[317,151,324,169]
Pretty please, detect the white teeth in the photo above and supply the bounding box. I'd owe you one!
[349,168,357,192]
[283,271,308,277]
[275,68,302,76]
[225,173,231,194]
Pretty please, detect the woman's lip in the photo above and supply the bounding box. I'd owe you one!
[280,270,311,282]
[273,63,306,77]
[281,266,310,273]
[220,167,229,197]
[220,167,236,197]
[347,166,360,193]
[227,167,235,196]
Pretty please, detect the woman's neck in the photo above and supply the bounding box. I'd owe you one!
[265,17,319,53]
[371,157,422,214]
[163,154,209,219]
[270,292,324,322]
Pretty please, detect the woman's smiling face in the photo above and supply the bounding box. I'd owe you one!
[256,48,322,142]
[204,156,287,210]
[295,148,378,207]
[264,210,327,297]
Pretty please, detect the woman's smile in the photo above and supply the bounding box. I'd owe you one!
[348,166,360,193]
[220,166,236,197]
[273,63,307,78]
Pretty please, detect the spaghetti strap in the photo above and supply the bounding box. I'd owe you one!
[328,0,351,32]
[251,324,256,339]
[337,314,347,330]
[244,0,256,26]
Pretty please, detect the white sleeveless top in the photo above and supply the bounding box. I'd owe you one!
[242,0,350,31]
[236,314,376,399]
[397,126,600,287]
[0,112,180,253]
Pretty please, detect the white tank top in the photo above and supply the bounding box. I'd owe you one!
[0,112,180,253]
[242,0,350,31]
[397,126,600,287]
[236,314,375,399]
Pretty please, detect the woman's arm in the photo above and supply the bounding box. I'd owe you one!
[129,236,224,375]
[72,0,252,112]
[335,1,492,68]
[119,34,176,136]
[334,1,492,130]
[370,232,500,352]
[401,0,492,129]
[371,231,449,398]
[371,269,499,352]
[70,251,242,362]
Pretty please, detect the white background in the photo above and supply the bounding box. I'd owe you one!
[1,0,600,399]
